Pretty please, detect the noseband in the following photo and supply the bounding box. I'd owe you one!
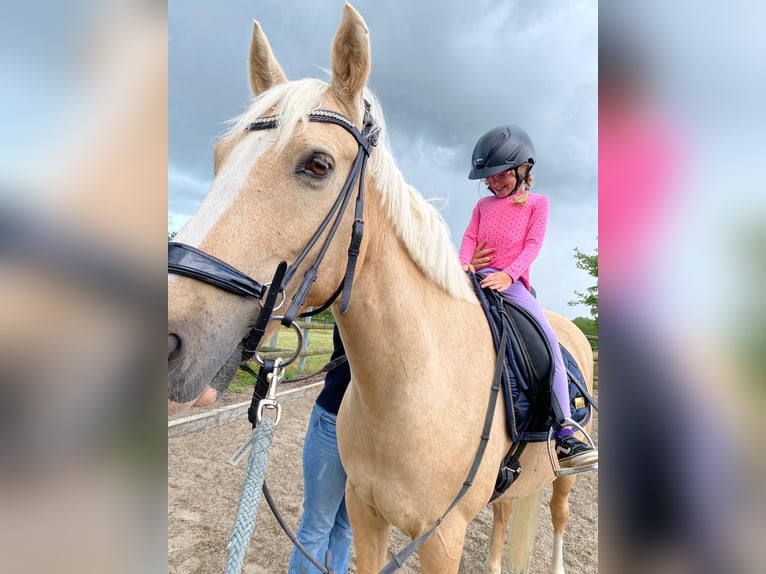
[168,102,379,366]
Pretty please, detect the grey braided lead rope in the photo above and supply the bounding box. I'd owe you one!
[225,417,276,574]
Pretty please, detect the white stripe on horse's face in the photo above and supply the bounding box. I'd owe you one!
[173,130,277,250]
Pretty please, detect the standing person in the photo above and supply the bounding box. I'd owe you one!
[288,325,353,574]
[458,124,598,471]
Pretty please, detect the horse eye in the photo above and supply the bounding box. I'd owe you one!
[301,155,333,178]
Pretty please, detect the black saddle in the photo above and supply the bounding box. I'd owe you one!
[469,273,594,498]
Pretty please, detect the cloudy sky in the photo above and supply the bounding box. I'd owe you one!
[168,0,598,318]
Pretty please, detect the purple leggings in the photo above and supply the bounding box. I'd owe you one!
[484,270,572,435]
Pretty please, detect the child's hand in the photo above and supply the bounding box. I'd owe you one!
[462,263,475,272]
[479,271,513,291]
[471,240,495,271]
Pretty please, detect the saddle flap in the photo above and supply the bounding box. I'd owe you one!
[469,274,592,442]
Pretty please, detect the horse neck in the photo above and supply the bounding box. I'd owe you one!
[333,194,495,410]
[341,216,447,333]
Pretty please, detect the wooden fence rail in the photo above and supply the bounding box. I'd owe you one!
[261,318,335,373]
[257,348,333,360]
[262,322,597,377]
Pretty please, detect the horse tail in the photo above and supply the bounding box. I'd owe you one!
[506,490,543,574]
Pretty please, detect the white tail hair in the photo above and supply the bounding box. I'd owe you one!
[506,490,543,574]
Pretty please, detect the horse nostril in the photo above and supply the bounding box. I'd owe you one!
[168,333,182,361]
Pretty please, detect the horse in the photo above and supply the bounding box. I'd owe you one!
[167,4,595,573]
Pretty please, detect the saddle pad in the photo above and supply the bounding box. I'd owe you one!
[469,274,592,442]
[519,344,592,442]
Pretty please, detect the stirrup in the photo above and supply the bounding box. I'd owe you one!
[547,418,598,477]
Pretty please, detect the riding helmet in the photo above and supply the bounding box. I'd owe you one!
[468,125,536,180]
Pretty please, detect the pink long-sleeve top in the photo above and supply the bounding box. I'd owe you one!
[458,192,550,291]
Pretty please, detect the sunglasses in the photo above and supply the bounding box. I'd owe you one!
[484,169,515,183]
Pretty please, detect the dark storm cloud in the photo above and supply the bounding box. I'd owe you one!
[170,0,595,189]
[168,0,597,315]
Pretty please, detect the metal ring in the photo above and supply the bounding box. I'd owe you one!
[258,283,286,311]
[256,400,282,426]
[253,317,304,367]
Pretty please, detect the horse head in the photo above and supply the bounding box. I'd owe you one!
[168,4,376,403]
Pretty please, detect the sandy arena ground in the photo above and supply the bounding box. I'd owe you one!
[168,385,598,573]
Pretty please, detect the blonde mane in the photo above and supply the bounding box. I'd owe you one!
[227,79,476,303]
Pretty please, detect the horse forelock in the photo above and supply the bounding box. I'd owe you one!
[224,79,476,304]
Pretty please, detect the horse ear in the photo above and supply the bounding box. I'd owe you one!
[249,20,287,96]
[330,3,370,121]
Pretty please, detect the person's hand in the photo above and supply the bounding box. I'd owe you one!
[471,240,495,271]
[168,386,217,413]
[479,271,513,291]
[462,263,475,272]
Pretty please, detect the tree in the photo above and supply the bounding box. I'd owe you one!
[569,245,598,322]
[168,230,177,241]
[572,316,598,352]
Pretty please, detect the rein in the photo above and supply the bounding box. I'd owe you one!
[245,336,507,574]
[377,328,507,573]
[169,104,501,572]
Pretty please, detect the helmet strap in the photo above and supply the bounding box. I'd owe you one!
[511,163,532,196]
[510,167,521,196]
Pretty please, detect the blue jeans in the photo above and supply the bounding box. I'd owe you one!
[287,403,353,574]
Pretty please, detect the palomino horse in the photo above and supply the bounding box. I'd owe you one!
[168,4,595,573]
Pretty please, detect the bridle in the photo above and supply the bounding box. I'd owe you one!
[168,102,379,367]
[169,104,380,574]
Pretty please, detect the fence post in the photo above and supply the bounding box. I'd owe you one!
[299,314,311,372]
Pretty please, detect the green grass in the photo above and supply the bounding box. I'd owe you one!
[228,325,335,393]
[225,323,601,396]
[592,350,598,389]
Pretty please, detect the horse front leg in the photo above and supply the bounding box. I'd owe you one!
[417,514,467,574]
[345,487,389,574]
[548,475,576,574]
[485,498,512,574]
